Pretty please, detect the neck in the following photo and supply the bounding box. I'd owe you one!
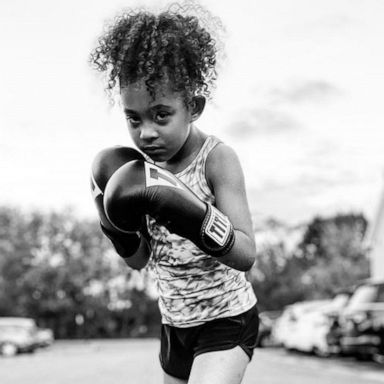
[162,125,207,173]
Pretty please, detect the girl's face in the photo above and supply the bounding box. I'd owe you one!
[120,80,192,163]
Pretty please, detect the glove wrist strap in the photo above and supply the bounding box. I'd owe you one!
[200,204,235,257]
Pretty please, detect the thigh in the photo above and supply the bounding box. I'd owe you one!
[188,346,249,384]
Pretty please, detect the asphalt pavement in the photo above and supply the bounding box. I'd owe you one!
[0,339,383,384]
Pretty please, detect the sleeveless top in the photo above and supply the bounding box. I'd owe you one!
[146,135,257,327]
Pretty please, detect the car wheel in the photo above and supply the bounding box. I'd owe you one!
[313,346,330,358]
[256,332,268,348]
[355,352,372,361]
[259,334,274,348]
[1,342,18,357]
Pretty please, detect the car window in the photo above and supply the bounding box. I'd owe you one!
[376,285,384,302]
[347,285,377,309]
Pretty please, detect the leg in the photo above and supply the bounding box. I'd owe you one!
[163,372,188,384]
[188,346,250,384]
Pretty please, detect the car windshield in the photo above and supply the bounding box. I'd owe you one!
[347,285,377,309]
[331,294,350,309]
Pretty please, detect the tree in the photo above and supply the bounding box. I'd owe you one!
[247,241,307,311]
[0,206,160,338]
[248,213,369,311]
[298,213,369,297]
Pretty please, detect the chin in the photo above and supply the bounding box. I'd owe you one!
[146,152,168,162]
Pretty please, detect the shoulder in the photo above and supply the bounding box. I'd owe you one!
[207,142,240,165]
[206,142,244,192]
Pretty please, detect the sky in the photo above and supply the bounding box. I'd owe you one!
[1,0,384,225]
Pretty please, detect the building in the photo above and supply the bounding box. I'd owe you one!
[365,182,384,279]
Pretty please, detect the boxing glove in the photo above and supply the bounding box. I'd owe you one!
[104,160,235,257]
[90,146,146,257]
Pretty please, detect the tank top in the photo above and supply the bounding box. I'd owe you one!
[146,135,257,327]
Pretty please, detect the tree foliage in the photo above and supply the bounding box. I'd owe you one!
[0,206,160,338]
[0,206,371,336]
[248,213,370,312]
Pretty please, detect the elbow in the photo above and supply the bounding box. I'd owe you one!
[245,244,256,271]
[238,236,256,272]
[224,251,255,272]
[122,238,151,271]
[128,262,146,271]
[240,254,256,272]
[122,256,148,271]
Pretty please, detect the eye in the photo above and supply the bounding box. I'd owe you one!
[154,111,171,124]
[125,115,141,127]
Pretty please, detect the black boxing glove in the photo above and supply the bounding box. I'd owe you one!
[104,160,235,257]
[90,146,147,258]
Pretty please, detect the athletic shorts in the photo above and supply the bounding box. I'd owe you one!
[159,304,259,380]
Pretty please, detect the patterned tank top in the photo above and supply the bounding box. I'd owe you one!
[146,135,257,327]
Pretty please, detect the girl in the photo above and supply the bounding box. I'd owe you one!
[90,2,259,383]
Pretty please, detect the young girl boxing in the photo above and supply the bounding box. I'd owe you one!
[90,3,259,383]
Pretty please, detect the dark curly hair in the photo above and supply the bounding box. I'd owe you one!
[89,1,225,105]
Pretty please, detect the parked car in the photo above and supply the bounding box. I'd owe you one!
[337,279,384,360]
[272,300,330,350]
[0,317,39,357]
[35,327,54,348]
[284,290,352,356]
[255,310,282,348]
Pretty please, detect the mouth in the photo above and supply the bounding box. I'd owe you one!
[141,146,167,159]
[142,146,164,154]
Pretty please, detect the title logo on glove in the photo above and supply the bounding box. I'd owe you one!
[145,163,185,190]
[204,205,232,247]
[91,173,103,199]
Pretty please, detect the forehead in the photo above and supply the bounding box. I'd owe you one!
[120,80,185,111]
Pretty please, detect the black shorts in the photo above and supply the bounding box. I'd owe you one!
[159,304,259,380]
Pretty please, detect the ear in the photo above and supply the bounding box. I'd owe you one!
[189,96,206,122]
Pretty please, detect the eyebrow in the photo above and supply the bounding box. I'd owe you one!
[124,105,173,114]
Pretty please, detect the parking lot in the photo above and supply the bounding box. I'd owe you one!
[1,339,383,384]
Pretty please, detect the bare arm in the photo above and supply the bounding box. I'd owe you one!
[206,144,256,271]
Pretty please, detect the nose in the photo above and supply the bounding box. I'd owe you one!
[139,123,159,141]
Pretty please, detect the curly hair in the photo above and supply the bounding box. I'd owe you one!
[89,1,225,105]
